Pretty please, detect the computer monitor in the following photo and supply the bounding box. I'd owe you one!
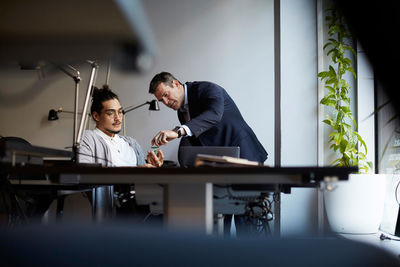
[178,146,240,167]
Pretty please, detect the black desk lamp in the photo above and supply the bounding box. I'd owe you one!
[123,99,160,114]
[48,108,89,121]
[122,100,160,135]
[48,109,60,121]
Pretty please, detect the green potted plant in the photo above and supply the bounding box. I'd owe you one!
[318,7,371,172]
[318,6,386,234]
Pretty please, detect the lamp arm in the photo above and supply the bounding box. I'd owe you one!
[55,64,81,82]
[123,101,149,114]
[74,61,98,162]
[54,63,81,158]
[57,109,89,116]
[105,60,111,85]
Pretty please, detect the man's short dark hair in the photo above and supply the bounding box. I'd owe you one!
[90,85,119,115]
[149,72,181,94]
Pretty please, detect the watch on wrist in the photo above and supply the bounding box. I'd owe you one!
[172,126,182,138]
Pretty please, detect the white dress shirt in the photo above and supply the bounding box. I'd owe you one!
[94,128,137,167]
[180,83,193,136]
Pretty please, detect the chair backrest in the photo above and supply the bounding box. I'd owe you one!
[1,136,32,146]
[0,136,32,157]
[0,136,45,167]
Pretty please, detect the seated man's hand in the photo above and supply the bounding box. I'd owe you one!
[146,149,164,167]
[138,163,156,168]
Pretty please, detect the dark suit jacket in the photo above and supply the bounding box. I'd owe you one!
[178,81,268,162]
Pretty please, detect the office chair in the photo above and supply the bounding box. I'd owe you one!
[0,136,56,225]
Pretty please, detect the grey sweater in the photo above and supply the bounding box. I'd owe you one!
[77,130,146,166]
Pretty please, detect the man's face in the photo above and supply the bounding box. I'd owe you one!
[154,80,185,110]
[93,98,123,137]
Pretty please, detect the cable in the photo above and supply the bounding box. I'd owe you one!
[395,180,400,206]
[217,186,275,236]
[243,193,274,236]
[380,233,400,241]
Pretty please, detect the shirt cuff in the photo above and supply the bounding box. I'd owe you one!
[181,125,192,137]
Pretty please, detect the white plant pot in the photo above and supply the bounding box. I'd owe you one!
[324,173,387,234]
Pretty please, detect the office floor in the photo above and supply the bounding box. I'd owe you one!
[340,232,400,259]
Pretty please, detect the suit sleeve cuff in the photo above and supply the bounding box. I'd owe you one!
[181,125,192,137]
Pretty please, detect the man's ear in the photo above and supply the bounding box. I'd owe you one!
[92,112,100,122]
[173,79,180,88]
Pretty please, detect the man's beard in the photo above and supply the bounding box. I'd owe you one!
[105,128,120,135]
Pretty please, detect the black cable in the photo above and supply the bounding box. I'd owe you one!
[242,193,274,236]
[395,180,400,206]
[380,233,400,241]
[214,187,274,236]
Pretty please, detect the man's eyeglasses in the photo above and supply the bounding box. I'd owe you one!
[103,110,123,118]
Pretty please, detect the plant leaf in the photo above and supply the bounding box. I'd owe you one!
[323,119,334,126]
[320,98,336,107]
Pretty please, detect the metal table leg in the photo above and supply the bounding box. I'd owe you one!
[92,185,114,223]
[164,183,213,235]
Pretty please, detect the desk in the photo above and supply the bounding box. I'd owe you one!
[2,164,356,234]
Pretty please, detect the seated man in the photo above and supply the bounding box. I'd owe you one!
[78,85,164,222]
[78,85,163,167]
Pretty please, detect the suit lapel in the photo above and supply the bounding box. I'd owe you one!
[186,82,196,118]
[177,110,184,124]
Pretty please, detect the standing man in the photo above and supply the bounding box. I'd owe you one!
[149,72,268,163]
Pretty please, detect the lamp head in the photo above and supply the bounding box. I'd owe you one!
[48,109,59,121]
[148,99,160,111]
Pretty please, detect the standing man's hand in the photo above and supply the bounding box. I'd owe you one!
[151,130,178,147]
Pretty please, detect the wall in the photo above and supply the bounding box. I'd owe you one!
[124,0,275,164]
[280,0,319,235]
[357,43,375,169]
[0,0,275,165]
[0,62,99,149]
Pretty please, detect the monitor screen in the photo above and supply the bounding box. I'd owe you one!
[178,146,240,167]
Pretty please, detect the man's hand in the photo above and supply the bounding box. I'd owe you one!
[146,149,165,167]
[138,163,156,168]
[151,130,178,147]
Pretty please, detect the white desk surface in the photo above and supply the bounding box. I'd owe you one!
[340,232,400,259]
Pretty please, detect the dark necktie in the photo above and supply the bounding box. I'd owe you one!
[181,106,190,122]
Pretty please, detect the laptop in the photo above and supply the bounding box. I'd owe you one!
[178,146,240,167]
